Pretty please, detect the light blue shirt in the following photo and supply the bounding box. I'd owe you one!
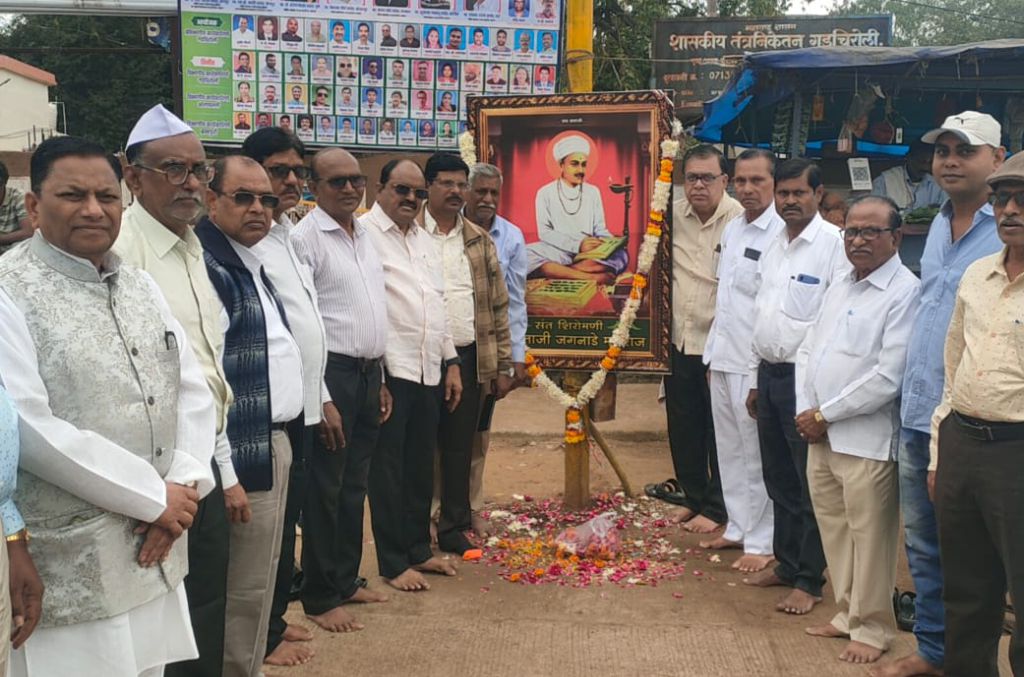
[489,215,528,363]
[0,386,24,536]
[900,201,1002,433]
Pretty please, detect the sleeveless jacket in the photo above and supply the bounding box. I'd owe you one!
[0,234,185,627]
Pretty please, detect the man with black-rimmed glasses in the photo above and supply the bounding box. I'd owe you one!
[291,148,393,634]
[115,104,234,677]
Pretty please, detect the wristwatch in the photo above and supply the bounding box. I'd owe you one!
[813,410,827,424]
[444,355,462,370]
[6,528,29,543]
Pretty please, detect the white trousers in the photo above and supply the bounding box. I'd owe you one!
[709,370,774,555]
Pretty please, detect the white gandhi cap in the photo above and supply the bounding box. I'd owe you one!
[553,135,590,162]
[921,111,1002,148]
[126,104,195,149]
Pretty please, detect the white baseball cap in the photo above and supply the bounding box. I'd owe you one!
[921,110,1002,148]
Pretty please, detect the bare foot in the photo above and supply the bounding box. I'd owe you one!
[699,536,742,550]
[283,624,314,642]
[306,606,364,633]
[345,586,389,604]
[743,568,787,588]
[839,640,884,664]
[413,555,457,576]
[385,569,431,592]
[775,588,822,615]
[683,515,723,533]
[805,623,849,639]
[430,519,438,545]
[471,513,492,538]
[668,507,696,524]
[732,553,774,573]
[264,640,315,667]
[867,653,944,677]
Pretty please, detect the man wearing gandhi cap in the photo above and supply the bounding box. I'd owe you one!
[114,104,238,677]
[528,133,627,283]
[871,109,1005,677]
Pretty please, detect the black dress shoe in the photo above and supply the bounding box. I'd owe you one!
[289,568,304,602]
[437,531,474,555]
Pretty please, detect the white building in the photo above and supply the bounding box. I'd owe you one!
[0,56,58,152]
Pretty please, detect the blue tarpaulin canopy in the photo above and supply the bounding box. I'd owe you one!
[694,39,1024,155]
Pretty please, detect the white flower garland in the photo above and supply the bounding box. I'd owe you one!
[458,127,680,427]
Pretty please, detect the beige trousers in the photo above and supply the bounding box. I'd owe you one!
[807,440,898,650]
[223,430,292,677]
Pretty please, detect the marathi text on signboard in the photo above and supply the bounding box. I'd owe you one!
[652,15,892,113]
[178,0,563,150]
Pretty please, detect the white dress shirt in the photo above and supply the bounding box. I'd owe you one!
[291,207,388,359]
[750,213,850,376]
[227,239,304,423]
[362,202,456,386]
[796,254,921,461]
[703,207,785,374]
[252,216,330,426]
[423,209,476,347]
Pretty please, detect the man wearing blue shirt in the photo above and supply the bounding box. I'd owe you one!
[463,163,527,536]
[870,111,1005,677]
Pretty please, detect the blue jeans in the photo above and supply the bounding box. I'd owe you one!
[899,428,944,667]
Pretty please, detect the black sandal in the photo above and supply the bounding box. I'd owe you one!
[642,478,690,506]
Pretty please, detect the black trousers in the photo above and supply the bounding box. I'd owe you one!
[756,361,826,597]
[301,354,382,615]
[368,375,442,578]
[437,344,483,539]
[663,348,726,523]
[936,414,1024,677]
[266,416,309,655]
[165,464,229,677]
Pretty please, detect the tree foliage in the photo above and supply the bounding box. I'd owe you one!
[593,0,791,92]
[831,0,1024,45]
[0,15,173,151]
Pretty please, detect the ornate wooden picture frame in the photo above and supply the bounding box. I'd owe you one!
[468,90,674,372]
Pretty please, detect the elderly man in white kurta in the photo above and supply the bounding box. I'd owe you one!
[0,136,216,677]
[528,134,627,280]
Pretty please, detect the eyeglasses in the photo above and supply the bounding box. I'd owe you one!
[134,162,215,186]
[841,226,897,241]
[989,190,1024,208]
[433,179,469,191]
[390,183,429,200]
[265,165,311,181]
[215,190,280,210]
[317,174,367,190]
[684,172,724,185]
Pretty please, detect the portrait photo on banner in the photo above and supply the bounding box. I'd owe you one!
[468,91,673,371]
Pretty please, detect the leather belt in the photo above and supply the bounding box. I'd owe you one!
[329,353,382,374]
[952,411,1024,442]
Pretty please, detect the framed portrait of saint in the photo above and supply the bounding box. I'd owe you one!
[468,90,674,371]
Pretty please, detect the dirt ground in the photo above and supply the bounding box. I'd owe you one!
[271,384,1011,677]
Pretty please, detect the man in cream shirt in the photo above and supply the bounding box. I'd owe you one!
[115,104,237,677]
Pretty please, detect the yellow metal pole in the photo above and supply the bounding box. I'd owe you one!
[564,0,593,93]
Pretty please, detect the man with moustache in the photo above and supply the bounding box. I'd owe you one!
[462,163,527,536]
[364,160,463,592]
[115,105,233,677]
[401,25,420,48]
[421,154,512,554]
[293,149,392,635]
[799,196,919,665]
[241,128,344,668]
[929,152,1024,677]
[197,157,305,677]
[650,145,740,536]
[700,150,785,575]
[742,158,847,610]
[281,17,303,43]
[1,136,213,676]
[871,111,1005,677]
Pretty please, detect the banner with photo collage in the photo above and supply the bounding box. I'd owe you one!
[179,0,562,149]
